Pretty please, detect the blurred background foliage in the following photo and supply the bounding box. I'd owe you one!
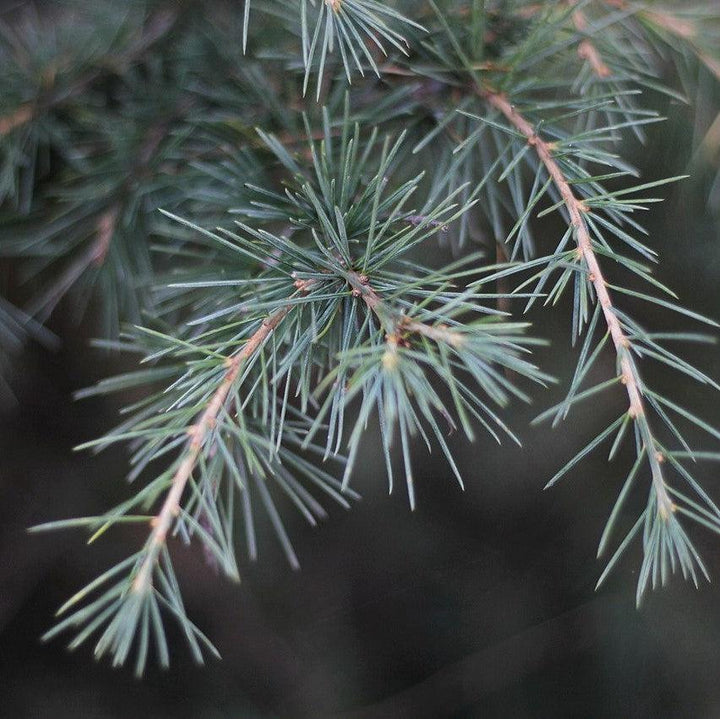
[1,0,720,717]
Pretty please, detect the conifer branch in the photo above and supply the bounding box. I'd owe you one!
[573,7,611,78]
[0,8,178,139]
[0,103,34,137]
[24,96,195,324]
[8,0,719,672]
[28,203,121,320]
[481,88,675,520]
[131,303,293,597]
[346,269,464,348]
[605,0,720,80]
[91,204,121,268]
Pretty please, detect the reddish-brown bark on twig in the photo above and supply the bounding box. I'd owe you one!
[481,88,675,518]
[132,304,293,594]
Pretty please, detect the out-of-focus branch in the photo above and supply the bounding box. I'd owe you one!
[573,6,611,78]
[0,8,178,138]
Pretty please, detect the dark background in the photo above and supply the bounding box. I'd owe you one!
[2,6,720,719]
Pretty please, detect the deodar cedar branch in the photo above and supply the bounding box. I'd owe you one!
[131,304,292,597]
[481,89,676,521]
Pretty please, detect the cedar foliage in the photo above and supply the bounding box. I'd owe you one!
[1,0,720,673]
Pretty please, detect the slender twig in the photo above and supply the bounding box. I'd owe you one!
[131,304,292,595]
[577,39,611,78]
[573,6,611,78]
[605,0,720,80]
[27,203,121,320]
[28,97,193,320]
[0,9,177,138]
[346,271,381,313]
[481,89,675,519]
[345,270,464,347]
[91,203,121,267]
[5,10,182,319]
[0,103,34,137]
[518,1,716,80]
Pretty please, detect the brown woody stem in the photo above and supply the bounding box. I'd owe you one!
[482,89,675,518]
[573,6,612,78]
[0,10,178,139]
[131,304,292,594]
[0,104,35,137]
[605,0,720,80]
[345,270,464,349]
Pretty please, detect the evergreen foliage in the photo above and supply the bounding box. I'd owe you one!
[2,0,719,673]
